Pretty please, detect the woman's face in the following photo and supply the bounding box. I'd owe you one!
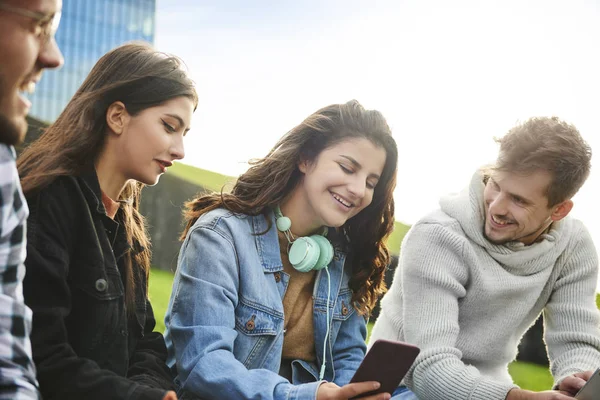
[116,96,194,185]
[298,137,386,229]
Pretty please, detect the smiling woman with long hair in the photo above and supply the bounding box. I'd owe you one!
[164,100,398,400]
[18,43,197,400]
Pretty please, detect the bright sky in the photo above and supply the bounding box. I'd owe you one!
[156,0,600,265]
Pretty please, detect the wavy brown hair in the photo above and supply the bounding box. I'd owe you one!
[18,42,198,314]
[182,100,397,315]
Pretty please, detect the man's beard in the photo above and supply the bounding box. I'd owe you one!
[0,112,25,146]
[0,75,27,146]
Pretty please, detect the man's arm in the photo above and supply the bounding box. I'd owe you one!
[544,222,600,391]
[0,145,38,399]
[393,222,517,400]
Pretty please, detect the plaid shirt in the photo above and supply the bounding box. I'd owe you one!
[0,144,38,399]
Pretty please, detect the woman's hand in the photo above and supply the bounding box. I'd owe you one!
[162,390,178,400]
[317,381,390,400]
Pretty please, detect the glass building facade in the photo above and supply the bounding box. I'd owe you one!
[28,0,156,122]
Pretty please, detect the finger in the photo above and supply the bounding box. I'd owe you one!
[573,370,595,381]
[359,392,391,400]
[163,391,178,400]
[555,393,577,400]
[338,381,381,397]
[559,375,586,394]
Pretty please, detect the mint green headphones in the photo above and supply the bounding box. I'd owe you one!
[274,205,334,272]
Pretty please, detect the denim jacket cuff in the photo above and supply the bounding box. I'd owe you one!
[286,380,324,400]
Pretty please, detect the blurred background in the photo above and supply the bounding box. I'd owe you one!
[20,0,600,391]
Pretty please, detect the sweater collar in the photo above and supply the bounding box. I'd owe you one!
[439,169,572,275]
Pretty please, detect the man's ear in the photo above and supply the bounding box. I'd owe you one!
[106,101,129,135]
[550,199,573,222]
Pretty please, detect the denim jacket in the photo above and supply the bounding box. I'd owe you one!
[164,208,367,400]
[24,169,174,400]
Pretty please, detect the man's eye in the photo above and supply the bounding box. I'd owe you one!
[36,20,51,37]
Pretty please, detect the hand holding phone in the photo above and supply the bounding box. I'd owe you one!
[349,339,420,398]
[575,368,600,400]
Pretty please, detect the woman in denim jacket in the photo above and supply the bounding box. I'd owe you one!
[18,43,197,400]
[165,100,398,400]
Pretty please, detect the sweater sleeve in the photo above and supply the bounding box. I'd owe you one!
[544,223,600,385]
[398,223,517,400]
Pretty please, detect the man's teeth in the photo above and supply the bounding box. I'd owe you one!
[20,82,36,94]
[492,215,509,225]
[332,193,351,207]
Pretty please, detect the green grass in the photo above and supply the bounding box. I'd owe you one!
[508,362,553,391]
[387,221,411,254]
[170,162,236,193]
[148,268,568,390]
[148,268,176,333]
[169,162,411,254]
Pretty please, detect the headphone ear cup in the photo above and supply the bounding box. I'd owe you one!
[311,235,334,270]
[288,237,320,272]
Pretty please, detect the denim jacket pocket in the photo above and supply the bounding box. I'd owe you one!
[70,266,126,357]
[332,289,355,321]
[71,264,124,301]
[234,298,283,368]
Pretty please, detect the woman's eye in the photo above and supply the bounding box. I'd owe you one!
[366,181,376,190]
[162,120,176,132]
[339,164,352,174]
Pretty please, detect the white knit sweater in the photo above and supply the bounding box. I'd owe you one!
[370,170,600,400]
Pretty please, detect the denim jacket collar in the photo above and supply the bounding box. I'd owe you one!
[251,209,285,273]
[78,166,107,216]
[76,167,144,257]
[251,208,352,274]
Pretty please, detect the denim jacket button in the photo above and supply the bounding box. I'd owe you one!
[274,272,281,283]
[341,301,349,316]
[246,315,256,331]
[95,278,108,292]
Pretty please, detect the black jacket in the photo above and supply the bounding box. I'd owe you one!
[23,169,174,400]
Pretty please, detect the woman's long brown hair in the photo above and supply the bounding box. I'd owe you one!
[182,100,397,316]
[18,42,198,314]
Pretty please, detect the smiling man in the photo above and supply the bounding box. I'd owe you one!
[0,0,63,397]
[370,117,600,400]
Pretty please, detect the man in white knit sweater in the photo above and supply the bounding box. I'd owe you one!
[370,117,600,400]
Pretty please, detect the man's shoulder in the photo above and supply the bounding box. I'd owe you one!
[413,209,466,236]
[404,209,468,250]
[0,144,17,183]
[557,217,596,253]
[0,145,27,237]
[0,143,16,162]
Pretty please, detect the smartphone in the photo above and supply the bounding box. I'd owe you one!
[349,339,421,397]
[575,368,600,400]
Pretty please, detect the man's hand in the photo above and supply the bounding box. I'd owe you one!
[317,381,391,400]
[505,388,573,400]
[557,370,594,396]
[162,390,178,400]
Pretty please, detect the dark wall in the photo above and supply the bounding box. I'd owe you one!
[140,174,207,273]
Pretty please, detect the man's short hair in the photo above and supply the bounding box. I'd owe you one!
[494,116,591,207]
